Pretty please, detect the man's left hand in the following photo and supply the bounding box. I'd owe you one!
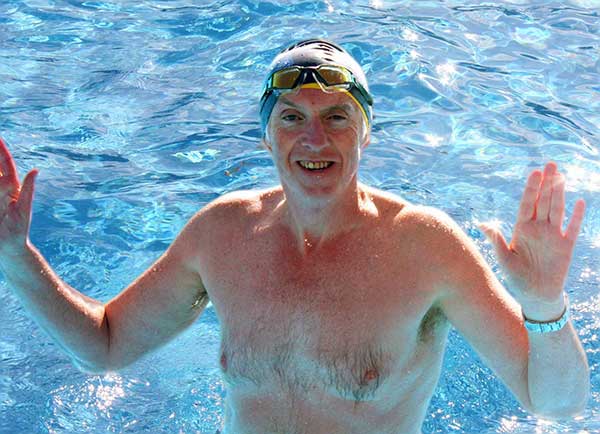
[479,162,585,321]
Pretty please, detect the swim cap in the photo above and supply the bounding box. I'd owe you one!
[259,39,373,133]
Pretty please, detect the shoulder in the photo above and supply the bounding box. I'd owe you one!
[181,187,282,245]
[357,184,461,238]
[371,195,477,272]
[394,203,463,238]
[359,185,470,255]
[400,205,476,262]
[192,187,282,226]
[360,183,451,219]
[171,187,282,265]
[359,184,409,220]
[396,205,494,294]
[362,185,461,237]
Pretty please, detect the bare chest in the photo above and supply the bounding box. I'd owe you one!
[202,230,446,404]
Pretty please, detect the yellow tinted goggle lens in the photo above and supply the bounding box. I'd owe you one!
[271,68,302,89]
[269,65,354,90]
[317,65,352,85]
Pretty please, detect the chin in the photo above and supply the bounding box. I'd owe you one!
[278,164,356,201]
[289,179,349,202]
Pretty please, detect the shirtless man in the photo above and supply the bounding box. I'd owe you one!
[0,39,589,434]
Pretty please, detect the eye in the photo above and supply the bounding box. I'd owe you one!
[326,112,350,126]
[282,113,301,122]
[279,109,304,123]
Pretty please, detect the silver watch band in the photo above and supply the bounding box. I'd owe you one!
[523,293,570,333]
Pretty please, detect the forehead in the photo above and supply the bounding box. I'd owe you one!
[274,87,360,115]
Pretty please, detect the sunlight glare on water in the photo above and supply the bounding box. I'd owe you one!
[0,0,599,433]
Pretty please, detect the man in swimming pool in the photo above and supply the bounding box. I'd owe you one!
[0,39,589,433]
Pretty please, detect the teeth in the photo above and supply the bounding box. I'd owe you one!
[299,161,333,170]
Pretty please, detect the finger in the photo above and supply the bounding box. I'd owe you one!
[535,162,557,222]
[0,175,19,217]
[565,199,585,243]
[549,172,565,229]
[479,223,512,265]
[0,175,19,196]
[16,169,38,219]
[0,137,20,183]
[517,170,542,222]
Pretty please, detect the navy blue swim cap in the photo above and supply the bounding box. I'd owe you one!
[259,39,373,134]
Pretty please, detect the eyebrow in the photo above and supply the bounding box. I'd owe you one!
[277,98,357,114]
[278,98,301,109]
[325,103,356,114]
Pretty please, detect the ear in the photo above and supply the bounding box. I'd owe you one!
[359,118,371,151]
[261,136,272,153]
[361,135,371,150]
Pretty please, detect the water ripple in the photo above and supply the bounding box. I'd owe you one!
[0,1,599,433]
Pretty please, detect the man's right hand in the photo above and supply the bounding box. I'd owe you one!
[0,136,209,372]
[0,137,39,258]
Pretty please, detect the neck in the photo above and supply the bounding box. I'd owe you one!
[278,180,375,254]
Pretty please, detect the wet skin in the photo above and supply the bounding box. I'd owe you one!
[191,88,586,433]
[204,89,449,433]
[200,185,451,434]
[0,86,588,433]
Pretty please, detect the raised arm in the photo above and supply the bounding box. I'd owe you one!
[0,137,209,372]
[431,163,588,418]
[478,162,589,415]
[103,214,209,371]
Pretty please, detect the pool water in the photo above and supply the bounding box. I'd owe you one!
[1,0,599,433]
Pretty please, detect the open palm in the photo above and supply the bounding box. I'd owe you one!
[0,137,38,258]
[480,162,585,307]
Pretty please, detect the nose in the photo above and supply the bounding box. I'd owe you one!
[302,115,328,150]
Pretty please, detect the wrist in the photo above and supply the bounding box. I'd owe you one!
[520,293,567,322]
[521,293,570,334]
[0,239,36,267]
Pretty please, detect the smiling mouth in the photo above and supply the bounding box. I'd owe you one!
[297,160,334,170]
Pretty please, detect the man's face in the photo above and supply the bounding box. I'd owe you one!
[263,87,370,200]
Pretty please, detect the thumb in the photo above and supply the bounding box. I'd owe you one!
[479,222,512,266]
[17,169,38,217]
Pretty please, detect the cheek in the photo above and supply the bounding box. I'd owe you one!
[341,122,364,152]
[269,122,292,145]
[265,134,292,167]
[344,114,365,139]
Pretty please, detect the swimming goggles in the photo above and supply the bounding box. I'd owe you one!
[259,64,373,129]
[263,65,372,100]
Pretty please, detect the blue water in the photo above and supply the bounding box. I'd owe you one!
[0,0,599,432]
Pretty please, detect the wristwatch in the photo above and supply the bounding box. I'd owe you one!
[522,293,570,333]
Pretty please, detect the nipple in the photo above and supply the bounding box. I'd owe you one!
[363,368,379,382]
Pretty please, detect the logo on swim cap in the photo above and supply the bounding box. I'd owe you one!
[259,39,373,134]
